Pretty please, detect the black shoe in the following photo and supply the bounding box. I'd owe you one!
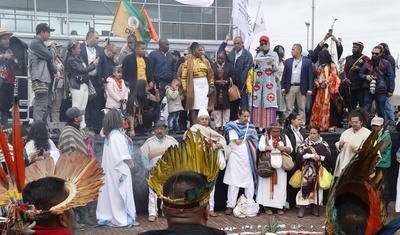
[225,207,233,215]
[168,130,174,135]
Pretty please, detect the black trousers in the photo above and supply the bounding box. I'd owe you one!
[86,77,105,133]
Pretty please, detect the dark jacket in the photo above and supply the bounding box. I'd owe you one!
[211,61,235,110]
[281,57,313,95]
[0,45,18,84]
[359,59,395,93]
[65,53,96,90]
[312,42,343,64]
[282,125,307,159]
[103,54,117,79]
[148,49,175,82]
[79,42,107,86]
[344,53,370,90]
[219,42,253,89]
[122,53,152,93]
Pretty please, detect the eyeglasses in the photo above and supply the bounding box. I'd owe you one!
[371,52,380,55]
[183,53,187,56]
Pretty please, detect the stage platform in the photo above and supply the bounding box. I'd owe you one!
[51,128,400,214]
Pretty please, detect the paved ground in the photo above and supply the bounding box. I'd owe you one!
[74,202,399,235]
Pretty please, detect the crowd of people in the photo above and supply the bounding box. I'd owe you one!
[0,22,399,234]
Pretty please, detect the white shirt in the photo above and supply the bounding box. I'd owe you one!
[291,57,302,84]
[85,42,98,76]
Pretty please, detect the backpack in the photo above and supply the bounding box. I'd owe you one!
[256,134,288,178]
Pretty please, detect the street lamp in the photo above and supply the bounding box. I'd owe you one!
[330,18,338,54]
[305,22,310,51]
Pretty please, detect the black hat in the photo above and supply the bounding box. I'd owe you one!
[66,107,85,119]
[36,23,55,34]
[153,120,167,128]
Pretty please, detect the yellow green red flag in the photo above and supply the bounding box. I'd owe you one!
[111,0,151,45]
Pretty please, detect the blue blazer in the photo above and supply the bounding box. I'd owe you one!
[281,57,313,95]
[80,42,107,86]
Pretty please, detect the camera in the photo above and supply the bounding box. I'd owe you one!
[370,76,377,94]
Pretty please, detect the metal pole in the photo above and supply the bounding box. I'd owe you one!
[330,18,338,54]
[311,0,315,50]
[305,22,310,51]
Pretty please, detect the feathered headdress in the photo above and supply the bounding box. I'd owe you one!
[325,130,385,235]
[0,99,104,233]
[147,129,219,209]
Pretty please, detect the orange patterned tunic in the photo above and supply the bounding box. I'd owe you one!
[309,63,341,131]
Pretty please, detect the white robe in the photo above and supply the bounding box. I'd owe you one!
[396,165,400,212]
[223,130,253,188]
[334,127,371,177]
[256,134,292,209]
[96,130,136,227]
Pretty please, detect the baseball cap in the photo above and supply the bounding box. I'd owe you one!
[259,35,269,42]
[66,107,85,119]
[371,117,384,126]
[36,23,55,34]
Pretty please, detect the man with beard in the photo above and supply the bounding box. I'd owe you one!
[343,41,370,110]
[0,28,18,126]
[117,34,136,65]
[359,46,395,122]
[140,120,178,222]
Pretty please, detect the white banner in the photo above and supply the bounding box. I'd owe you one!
[175,0,213,7]
[330,39,339,67]
[253,1,267,34]
[232,0,254,49]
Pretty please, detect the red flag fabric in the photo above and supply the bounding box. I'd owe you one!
[140,8,160,43]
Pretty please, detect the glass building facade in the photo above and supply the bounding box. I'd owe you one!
[0,0,232,41]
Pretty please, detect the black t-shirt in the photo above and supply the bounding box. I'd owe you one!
[139,224,227,235]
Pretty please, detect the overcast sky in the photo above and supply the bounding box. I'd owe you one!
[245,0,400,63]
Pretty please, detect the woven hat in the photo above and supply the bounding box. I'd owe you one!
[0,28,13,38]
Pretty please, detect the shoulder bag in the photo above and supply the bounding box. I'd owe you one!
[88,80,97,100]
[228,78,241,102]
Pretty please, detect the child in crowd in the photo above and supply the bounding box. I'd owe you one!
[165,79,184,134]
[105,65,128,110]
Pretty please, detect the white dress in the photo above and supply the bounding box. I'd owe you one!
[223,130,253,189]
[25,139,60,164]
[96,130,136,227]
[192,77,209,110]
[256,134,292,209]
[396,164,400,212]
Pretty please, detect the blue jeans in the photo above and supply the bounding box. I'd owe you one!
[365,93,387,119]
[385,97,395,125]
[168,111,180,131]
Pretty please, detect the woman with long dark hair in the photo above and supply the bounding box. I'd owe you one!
[282,112,307,208]
[177,42,214,125]
[128,80,159,136]
[25,122,60,164]
[309,50,341,132]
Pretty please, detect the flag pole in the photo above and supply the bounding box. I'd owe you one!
[101,0,115,16]
[141,0,148,10]
[228,17,233,38]
[252,1,262,32]
[101,0,115,43]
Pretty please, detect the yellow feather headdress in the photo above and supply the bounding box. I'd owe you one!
[0,99,104,233]
[147,129,219,209]
[325,130,385,235]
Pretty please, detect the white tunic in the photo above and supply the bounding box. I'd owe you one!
[96,130,136,227]
[192,77,209,110]
[223,130,253,188]
[25,139,60,164]
[396,165,400,212]
[256,134,292,209]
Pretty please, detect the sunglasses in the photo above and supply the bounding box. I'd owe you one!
[371,52,380,55]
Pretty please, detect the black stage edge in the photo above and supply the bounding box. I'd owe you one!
[51,129,400,214]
